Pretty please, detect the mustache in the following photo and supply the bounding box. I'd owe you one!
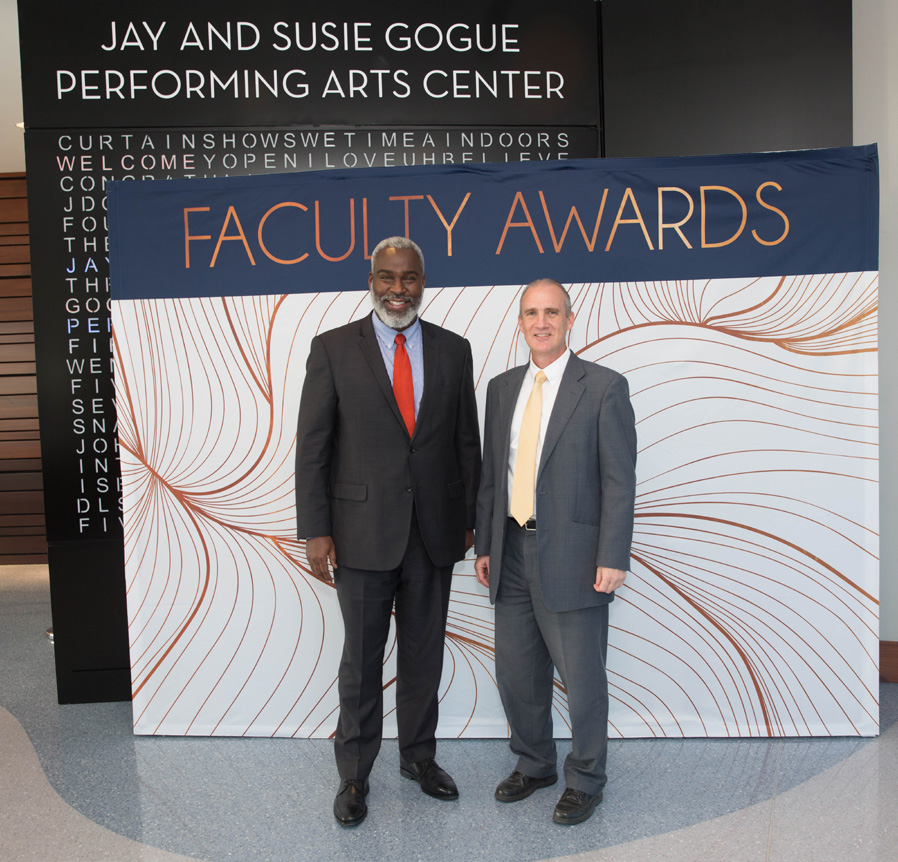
[371,290,421,309]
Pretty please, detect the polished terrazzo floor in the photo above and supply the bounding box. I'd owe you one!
[1,564,895,862]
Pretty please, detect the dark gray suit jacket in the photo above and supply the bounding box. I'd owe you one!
[296,313,481,571]
[475,352,637,612]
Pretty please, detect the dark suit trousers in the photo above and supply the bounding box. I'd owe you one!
[495,520,610,795]
[333,510,454,781]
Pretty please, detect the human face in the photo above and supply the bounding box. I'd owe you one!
[368,246,425,331]
[518,281,575,368]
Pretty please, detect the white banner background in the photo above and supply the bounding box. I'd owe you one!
[113,273,879,738]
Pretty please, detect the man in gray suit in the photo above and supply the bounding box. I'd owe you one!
[296,237,481,827]
[474,278,636,825]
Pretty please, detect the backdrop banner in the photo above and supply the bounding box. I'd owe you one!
[108,145,880,737]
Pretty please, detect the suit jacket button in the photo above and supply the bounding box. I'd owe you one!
[410,447,416,453]
[405,486,413,493]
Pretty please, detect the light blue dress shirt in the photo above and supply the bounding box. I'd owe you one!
[370,310,424,418]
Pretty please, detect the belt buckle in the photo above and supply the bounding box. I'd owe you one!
[524,517,537,531]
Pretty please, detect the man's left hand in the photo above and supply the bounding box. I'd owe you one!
[594,567,626,593]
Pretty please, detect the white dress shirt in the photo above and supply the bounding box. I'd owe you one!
[507,349,572,517]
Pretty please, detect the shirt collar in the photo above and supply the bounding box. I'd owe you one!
[528,348,571,384]
[371,310,422,350]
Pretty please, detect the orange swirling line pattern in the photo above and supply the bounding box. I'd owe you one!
[113,272,878,737]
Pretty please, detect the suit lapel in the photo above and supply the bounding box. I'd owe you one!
[356,314,409,434]
[539,354,586,477]
[497,365,528,496]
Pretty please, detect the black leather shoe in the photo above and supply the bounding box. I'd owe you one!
[333,778,369,827]
[494,770,558,802]
[552,787,603,824]
[399,758,459,800]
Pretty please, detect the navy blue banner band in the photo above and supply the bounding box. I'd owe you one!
[108,145,879,300]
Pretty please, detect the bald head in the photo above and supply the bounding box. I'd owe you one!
[519,278,572,319]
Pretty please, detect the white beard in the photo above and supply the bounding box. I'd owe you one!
[369,287,421,330]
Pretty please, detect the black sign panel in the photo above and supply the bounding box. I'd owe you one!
[19,0,599,127]
[19,0,600,702]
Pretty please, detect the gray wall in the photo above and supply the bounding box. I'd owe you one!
[0,0,24,172]
[854,0,896,640]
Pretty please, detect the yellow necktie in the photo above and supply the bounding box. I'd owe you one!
[510,370,547,526]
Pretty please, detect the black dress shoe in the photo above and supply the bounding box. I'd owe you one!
[552,787,603,824]
[494,770,558,802]
[333,778,369,827]
[399,758,459,800]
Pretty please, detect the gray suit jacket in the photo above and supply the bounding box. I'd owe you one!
[475,352,637,612]
[295,313,481,571]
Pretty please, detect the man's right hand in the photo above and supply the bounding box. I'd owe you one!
[306,536,337,583]
[474,555,490,588]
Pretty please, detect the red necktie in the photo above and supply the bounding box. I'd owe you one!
[393,334,415,436]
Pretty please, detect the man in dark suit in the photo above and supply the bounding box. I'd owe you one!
[474,278,636,825]
[296,237,481,827]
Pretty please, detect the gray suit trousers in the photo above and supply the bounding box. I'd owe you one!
[496,520,610,795]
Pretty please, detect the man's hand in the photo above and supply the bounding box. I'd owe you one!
[475,555,490,588]
[594,567,626,593]
[464,529,475,552]
[307,536,337,583]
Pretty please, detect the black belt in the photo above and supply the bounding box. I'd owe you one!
[510,516,537,531]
